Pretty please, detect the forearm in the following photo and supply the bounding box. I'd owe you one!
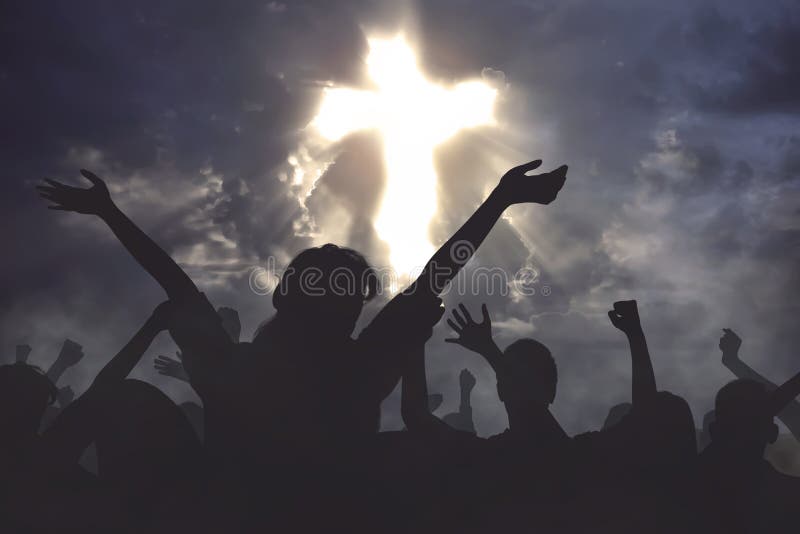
[720,354,800,436]
[459,387,473,413]
[627,330,657,407]
[412,189,507,296]
[45,360,69,384]
[769,371,800,418]
[92,316,161,389]
[723,355,777,391]
[99,202,198,300]
[402,347,449,434]
[478,340,504,376]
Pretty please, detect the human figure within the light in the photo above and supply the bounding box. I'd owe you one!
[312,35,497,277]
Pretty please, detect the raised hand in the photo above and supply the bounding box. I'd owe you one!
[154,352,190,383]
[15,344,32,363]
[459,368,477,392]
[495,160,569,206]
[719,328,742,364]
[56,339,85,367]
[445,303,494,355]
[36,169,112,215]
[607,300,643,337]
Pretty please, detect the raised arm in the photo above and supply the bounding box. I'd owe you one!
[608,300,657,409]
[36,170,198,300]
[91,303,169,391]
[445,303,504,374]
[45,339,85,385]
[409,160,567,297]
[441,369,477,434]
[41,303,169,467]
[402,342,454,437]
[720,329,800,440]
[769,370,800,421]
[359,161,566,402]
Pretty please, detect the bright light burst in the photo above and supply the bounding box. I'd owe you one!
[312,35,497,276]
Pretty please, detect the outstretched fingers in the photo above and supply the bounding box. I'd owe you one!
[447,318,463,334]
[451,307,468,329]
[43,179,72,190]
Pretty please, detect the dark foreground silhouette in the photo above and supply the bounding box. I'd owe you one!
[2,161,796,532]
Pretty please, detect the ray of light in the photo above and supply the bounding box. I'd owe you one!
[312,35,496,276]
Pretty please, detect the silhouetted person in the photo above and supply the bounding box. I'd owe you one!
[443,303,567,446]
[403,299,572,532]
[700,373,800,533]
[38,302,210,531]
[571,301,698,533]
[602,402,633,430]
[40,339,85,430]
[154,306,241,383]
[0,362,98,532]
[0,363,58,454]
[440,369,477,434]
[720,328,800,441]
[37,161,568,530]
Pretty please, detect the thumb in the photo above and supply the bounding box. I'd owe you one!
[80,169,105,186]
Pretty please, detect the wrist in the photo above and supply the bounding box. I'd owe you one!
[625,328,644,340]
[488,186,512,210]
[97,199,119,219]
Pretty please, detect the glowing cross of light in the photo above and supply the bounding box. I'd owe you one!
[312,35,497,276]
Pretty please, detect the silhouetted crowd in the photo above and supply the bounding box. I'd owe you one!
[2,161,798,532]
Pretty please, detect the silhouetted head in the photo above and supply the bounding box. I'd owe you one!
[497,338,557,408]
[95,380,202,494]
[603,402,632,430]
[0,363,57,444]
[635,391,697,470]
[709,379,778,459]
[271,244,380,342]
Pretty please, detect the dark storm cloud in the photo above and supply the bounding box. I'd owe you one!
[2,0,799,436]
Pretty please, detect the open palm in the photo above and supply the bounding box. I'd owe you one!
[445,303,494,355]
[496,160,569,206]
[154,352,190,383]
[36,169,112,215]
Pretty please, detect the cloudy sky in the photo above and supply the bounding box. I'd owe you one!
[2,0,799,436]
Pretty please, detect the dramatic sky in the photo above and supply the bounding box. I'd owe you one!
[2,0,799,436]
